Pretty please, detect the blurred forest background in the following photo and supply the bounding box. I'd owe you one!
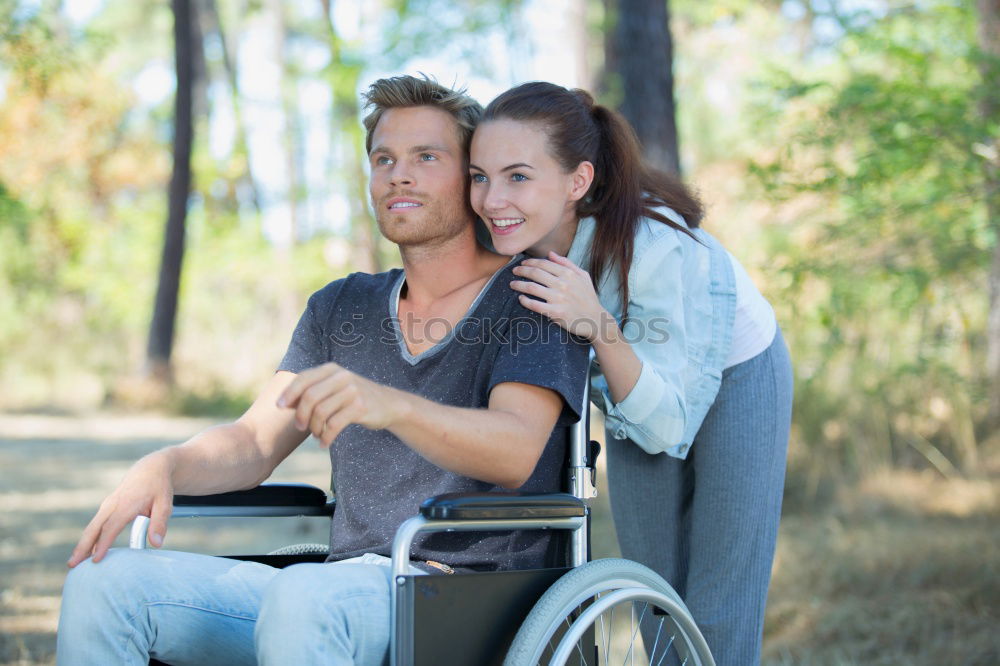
[0,0,998,663]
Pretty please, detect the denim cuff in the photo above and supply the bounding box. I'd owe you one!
[602,361,666,440]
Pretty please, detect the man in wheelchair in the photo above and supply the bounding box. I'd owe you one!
[57,75,590,666]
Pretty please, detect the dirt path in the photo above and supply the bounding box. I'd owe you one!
[0,413,332,665]
[2,413,996,665]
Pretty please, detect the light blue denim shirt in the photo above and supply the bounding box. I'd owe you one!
[566,208,737,459]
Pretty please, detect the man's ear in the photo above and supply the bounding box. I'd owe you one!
[568,161,595,203]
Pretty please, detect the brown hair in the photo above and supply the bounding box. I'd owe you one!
[482,82,704,320]
[361,75,483,157]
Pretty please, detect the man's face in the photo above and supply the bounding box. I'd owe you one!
[368,106,470,247]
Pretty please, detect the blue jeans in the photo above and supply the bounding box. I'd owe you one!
[56,548,422,665]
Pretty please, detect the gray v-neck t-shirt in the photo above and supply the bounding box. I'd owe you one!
[278,256,590,572]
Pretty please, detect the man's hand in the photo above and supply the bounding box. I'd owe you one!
[67,450,175,568]
[277,363,406,447]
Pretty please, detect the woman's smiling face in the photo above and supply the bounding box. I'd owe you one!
[469,119,593,257]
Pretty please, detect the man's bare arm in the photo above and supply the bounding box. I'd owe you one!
[279,364,565,488]
[168,372,308,493]
[68,371,308,567]
[388,381,563,488]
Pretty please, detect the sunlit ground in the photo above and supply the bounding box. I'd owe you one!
[1,412,996,665]
[0,413,332,664]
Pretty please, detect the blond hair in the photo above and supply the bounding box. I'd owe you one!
[361,75,483,154]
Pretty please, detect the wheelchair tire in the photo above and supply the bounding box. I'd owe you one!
[503,558,714,666]
[266,543,329,556]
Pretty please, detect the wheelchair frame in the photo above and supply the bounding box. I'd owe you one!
[388,375,594,664]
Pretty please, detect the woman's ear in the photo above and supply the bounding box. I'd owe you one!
[567,161,595,203]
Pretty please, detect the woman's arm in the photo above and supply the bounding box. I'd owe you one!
[511,240,689,455]
[511,252,642,402]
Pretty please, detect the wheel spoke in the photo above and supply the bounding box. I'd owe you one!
[622,602,647,665]
[654,634,676,666]
[606,602,615,665]
[622,602,635,666]
[573,631,588,666]
[598,607,608,665]
[562,614,589,666]
[648,617,665,663]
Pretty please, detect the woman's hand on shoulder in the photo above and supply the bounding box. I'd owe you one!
[510,252,611,343]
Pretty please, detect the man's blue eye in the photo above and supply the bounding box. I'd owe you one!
[376,156,393,166]
[420,153,437,161]
[511,173,528,182]
[471,173,487,183]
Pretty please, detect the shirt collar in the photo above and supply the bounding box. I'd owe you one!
[567,216,596,268]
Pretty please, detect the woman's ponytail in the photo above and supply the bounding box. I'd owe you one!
[582,104,645,321]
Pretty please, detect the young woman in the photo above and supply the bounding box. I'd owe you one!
[468,81,793,664]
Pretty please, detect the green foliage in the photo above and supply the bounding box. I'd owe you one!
[0,3,167,407]
[750,0,992,479]
[0,0,541,413]
[0,181,32,283]
[2,0,989,463]
[379,0,524,76]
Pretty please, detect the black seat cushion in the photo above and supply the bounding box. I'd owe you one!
[420,492,586,520]
[174,482,331,510]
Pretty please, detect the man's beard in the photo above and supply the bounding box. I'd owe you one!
[374,192,471,247]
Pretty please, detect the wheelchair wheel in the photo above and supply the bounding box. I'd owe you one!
[267,543,329,556]
[503,558,714,666]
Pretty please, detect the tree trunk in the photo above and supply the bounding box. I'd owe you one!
[978,0,1000,431]
[571,0,594,91]
[320,0,380,273]
[146,0,196,384]
[603,0,680,175]
[271,0,303,244]
[204,0,261,213]
[190,0,209,121]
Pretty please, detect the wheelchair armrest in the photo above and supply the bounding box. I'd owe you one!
[131,483,333,549]
[419,492,586,520]
[172,482,335,518]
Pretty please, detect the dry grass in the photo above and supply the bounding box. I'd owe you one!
[1,413,997,665]
[586,450,1000,665]
[763,469,999,665]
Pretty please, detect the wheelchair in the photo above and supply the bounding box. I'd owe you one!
[130,377,714,666]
